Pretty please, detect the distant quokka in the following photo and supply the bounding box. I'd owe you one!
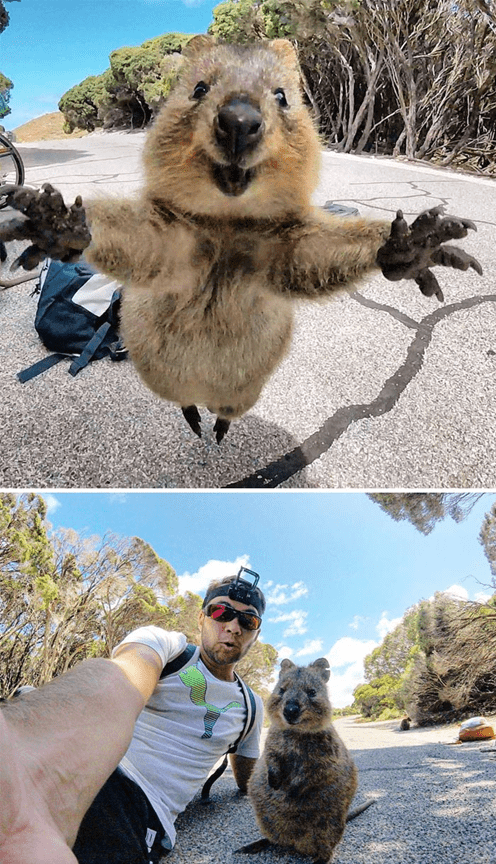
[240,658,373,863]
[1,37,481,442]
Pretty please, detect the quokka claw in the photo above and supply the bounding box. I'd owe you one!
[377,206,482,300]
[0,184,91,270]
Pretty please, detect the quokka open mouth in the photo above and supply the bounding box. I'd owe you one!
[212,162,254,196]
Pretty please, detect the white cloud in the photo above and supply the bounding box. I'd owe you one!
[294,638,324,658]
[443,584,469,601]
[428,584,469,603]
[265,581,308,606]
[349,615,366,631]
[43,494,61,515]
[474,591,492,604]
[177,555,250,596]
[268,609,308,637]
[376,611,403,640]
[276,645,294,661]
[325,636,378,708]
[327,636,377,669]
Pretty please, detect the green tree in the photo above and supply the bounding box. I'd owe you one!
[58,74,109,132]
[0,0,20,117]
[0,499,278,697]
[352,674,403,719]
[479,501,496,578]
[236,640,279,699]
[0,0,20,34]
[368,493,484,535]
[59,32,191,133]
[355,589,496,725]
[209,0,259,42]
[364,608,420,681]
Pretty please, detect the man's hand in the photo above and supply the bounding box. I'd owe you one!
[376,206,482,302]
[0,183,91,270]
[0,658,146,864]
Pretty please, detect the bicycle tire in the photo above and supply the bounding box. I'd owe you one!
[0,132,25,207]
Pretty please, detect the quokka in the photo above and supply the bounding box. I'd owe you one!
[1,37,481,441]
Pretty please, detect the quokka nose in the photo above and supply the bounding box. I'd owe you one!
[216,98,263,159]
[283,700,301,724]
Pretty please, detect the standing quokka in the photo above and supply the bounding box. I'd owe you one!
[1,37,481,442]
[241,658,372,863]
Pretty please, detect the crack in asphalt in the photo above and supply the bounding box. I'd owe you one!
[225,293,496,488]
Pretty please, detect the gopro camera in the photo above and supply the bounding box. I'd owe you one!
[228,567,260,604]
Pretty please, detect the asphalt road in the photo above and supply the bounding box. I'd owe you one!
[165,716,496,864]
[1,131,495,489]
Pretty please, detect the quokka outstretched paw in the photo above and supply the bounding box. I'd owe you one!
[0,183,91,270]
[376,205,482,302]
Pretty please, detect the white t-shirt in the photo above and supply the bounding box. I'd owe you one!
[113,626,263,846]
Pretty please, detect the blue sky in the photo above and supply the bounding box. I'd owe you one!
[1,0,217,130]
[38,490,496,706]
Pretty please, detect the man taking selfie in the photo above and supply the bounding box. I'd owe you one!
[0,569,266,864]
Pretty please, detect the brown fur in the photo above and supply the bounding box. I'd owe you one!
[82,36,391,426]
[247,658,358,862]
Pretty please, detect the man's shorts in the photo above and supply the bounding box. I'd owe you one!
[73,767,170,864]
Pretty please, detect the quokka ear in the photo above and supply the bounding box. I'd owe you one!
[182,34,217,59]
[280,658,296,674]
[309,658,331,682]
[268,39,300,72]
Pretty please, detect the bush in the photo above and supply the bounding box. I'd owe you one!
[59,74,108,132]
[59,32,192,133]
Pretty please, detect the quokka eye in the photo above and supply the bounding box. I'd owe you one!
[274,88,289,108]
[306,688,317,698]
[192,81,210,100]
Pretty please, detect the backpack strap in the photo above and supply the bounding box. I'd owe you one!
[159,643,198,679]
[200,675,257,803]
[68,290,127,375]
[17,353,68,383]
[68,321,112,376]
[157,643,258,803]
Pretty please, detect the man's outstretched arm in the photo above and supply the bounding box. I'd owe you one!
[0,646,162,864]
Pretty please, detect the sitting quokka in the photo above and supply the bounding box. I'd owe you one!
[1,37,481,442]
[241,658,372,863]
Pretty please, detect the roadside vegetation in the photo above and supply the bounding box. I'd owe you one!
[52,0,496,177]
[352,494,496,725]
[0,494,278,699]
[0,0,19,120]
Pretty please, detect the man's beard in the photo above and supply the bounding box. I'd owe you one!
[202,642,243,666]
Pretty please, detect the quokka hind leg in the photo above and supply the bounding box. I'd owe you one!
[213,417,231,444]
[181,406,231,443]
[181,405,202,438]
[181,381,263,443]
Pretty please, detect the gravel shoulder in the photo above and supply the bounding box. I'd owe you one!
[166,715,496,864]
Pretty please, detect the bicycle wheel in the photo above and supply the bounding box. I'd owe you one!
[0,132,25,207]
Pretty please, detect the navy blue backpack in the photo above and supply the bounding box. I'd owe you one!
[18,257,127,382]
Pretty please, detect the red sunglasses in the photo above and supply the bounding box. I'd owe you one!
[205,602,262,631]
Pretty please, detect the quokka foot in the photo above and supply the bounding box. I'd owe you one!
[213,417,231,444]
[181,405,202,438]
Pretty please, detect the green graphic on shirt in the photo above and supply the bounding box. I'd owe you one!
[179,665,241,739]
